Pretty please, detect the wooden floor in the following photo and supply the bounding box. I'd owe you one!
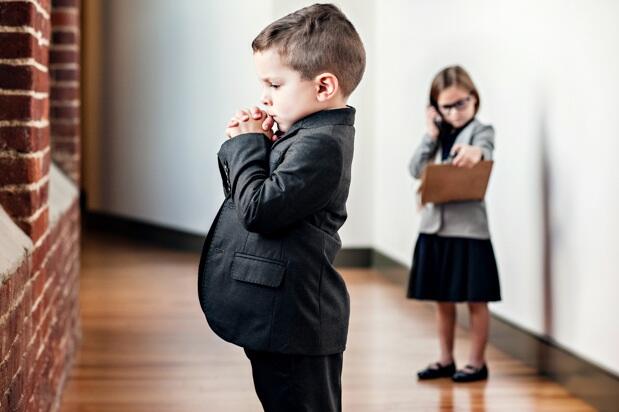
[59,232,595,411]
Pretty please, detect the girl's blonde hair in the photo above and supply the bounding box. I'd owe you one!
[429,65,480,114]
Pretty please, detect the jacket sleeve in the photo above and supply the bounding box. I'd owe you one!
[471,124,495,161]
[217,132,343,234]
[409,133,438,179]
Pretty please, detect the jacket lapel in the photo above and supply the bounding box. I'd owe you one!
[453,118,479,146]
[271,127,301,149]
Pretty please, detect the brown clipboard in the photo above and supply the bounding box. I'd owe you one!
[418,160,493,205]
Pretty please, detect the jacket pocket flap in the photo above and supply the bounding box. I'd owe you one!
[231,253,286,288]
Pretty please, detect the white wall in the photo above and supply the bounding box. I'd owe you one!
[96,0,274,234]
[371,0,619,375]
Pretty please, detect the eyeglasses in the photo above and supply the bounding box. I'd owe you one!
[439,95,473,115]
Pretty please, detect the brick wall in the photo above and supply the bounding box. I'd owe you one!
[49,0,79,184]
[0,0,81,410]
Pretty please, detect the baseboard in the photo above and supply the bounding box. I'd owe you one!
[333,248,373,267]
[370,249,410,285]
[83,212,618,411]
[83,211,373,265]
[83,211,205,251]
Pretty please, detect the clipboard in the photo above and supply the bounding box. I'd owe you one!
[418,160,493,205]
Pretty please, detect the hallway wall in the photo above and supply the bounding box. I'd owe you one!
[90,0,271,236]
[370,0,619,376]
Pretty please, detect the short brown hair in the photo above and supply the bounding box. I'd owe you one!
[429,65,480,114]
[252,3,366,97]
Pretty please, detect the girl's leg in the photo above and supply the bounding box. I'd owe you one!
[467,302,490,367]
[437,302,456,365]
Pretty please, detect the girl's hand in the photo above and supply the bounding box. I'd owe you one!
[451,144,482,168]
[225,106,275,141]
[426,106,441,140]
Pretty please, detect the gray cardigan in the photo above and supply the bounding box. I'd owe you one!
[409,118,495,239]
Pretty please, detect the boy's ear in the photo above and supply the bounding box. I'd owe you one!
[314,72,339,102]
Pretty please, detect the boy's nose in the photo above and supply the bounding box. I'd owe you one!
[261,91,272,106]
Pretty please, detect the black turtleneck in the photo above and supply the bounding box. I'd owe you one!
[439,118,474,161]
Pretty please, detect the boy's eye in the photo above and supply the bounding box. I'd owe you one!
[270,84,280,89]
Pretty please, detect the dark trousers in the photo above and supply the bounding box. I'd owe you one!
[244,348,343,412]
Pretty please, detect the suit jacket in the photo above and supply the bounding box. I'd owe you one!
[198,107,355,355]
[409,118,495,239]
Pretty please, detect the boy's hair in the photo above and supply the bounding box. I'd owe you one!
[252,3,365,97]
[429,65,481,114]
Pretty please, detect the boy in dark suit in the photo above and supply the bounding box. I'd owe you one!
[197,3,365,411]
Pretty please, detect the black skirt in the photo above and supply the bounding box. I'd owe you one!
[407,234,501,302]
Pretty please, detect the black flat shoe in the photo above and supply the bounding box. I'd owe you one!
[417,362,457,380]
[452,364,488,382]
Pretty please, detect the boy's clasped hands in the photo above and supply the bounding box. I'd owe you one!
[225,107,278,142]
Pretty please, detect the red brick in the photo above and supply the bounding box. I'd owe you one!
[52,0,79,8]
[52,139,80,154]
[49,67,79,81]
[6,308,21,362]
[0,182,49,218]
[50,85,78,100]
[22,383,35,412]
[31,272,44,304]
[0,125,49,152]
[51,9,78,27]
[0,359,9,401]
[7,261,28,303]
[0,64,49,91]
[0,2,51,34]
[22,313,33,347]
[0,95,48,121]
[31,232,51,272]
[49,48,77,64]
[1,277,10,318]
[50,121,78,137]
[51,30,78,45]
[8,330,23,373]
[16,207,49,242]
[0,33,49,64]
[40,307,52,338]
[0,2,35,26]
[8,367,26,410]
[35,358,51,411]
[31,295,44,326]
[40,0,52,12]
[1,312,10,358]
[50,105,79,119]
[0,151,49,185]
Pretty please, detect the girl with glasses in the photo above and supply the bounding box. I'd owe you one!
[407,65,501,382]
